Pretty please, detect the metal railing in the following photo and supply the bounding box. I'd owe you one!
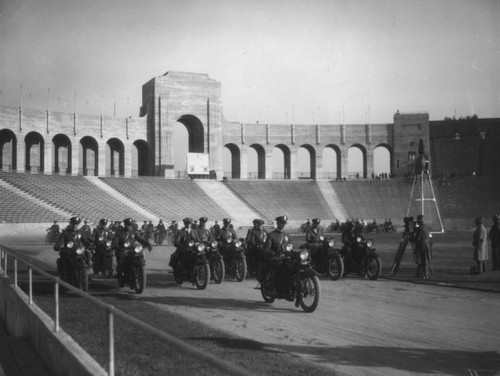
[0,245,255,376]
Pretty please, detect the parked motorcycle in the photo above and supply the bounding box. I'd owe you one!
[339,235,382,280]
[205,240,225,284]
[245,243,265,277]
[174,240,211,289]
[260,244,321,313]
[117,237,149,294]
[219,238,247,282]
[56,232,92,292]
[299,236,344,281]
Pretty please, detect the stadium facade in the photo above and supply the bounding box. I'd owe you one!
[0,71,499,179]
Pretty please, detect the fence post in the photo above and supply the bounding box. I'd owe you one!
[108,311,115,376]
[54,282,59,332]
[14,258,17,287]
[28,267,33,305]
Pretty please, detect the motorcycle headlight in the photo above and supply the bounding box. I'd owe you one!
[67,241,74,249]
[76,234,81,239]
[134,244,143,254]
[356,237,362,242]
[106,240,112,247]
[320,235,325,241]
[188,240,195,247]
[124,241,131,248]
[76,246,85,255]
[211,241,218,249]
[285,243,293,252]
[300,250,309,260]
[227,238,233,243]
[235,240,242,248]
[197,243,206,252]
[328,239,335,248]
[367,240,373,247]
[98,236,104,242]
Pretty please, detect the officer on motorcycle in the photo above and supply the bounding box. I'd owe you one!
[112,218,152,280]
[80,220,92,240]
[170,217,201,283]
[305,218,326,260]
[246,219,267,281]
[54,216,86,279]
[263,215,292,296]
[196,217,212,242]
[92,218,110,274]
[218,218,237,242]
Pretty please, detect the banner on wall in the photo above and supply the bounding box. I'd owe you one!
[187,153,209,175]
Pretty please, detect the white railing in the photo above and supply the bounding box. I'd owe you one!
[0,245,255,376]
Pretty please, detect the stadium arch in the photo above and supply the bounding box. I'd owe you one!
[323,144,342,180]
[106,138,124,177]
[373,143,392,176]
[224,143,241,179]
[79,136,98,176]
[52,134,72,174]
[297,144,316,180]
[348,144,367,179]
[25,131,44,173]
[0,129,16,171]
[273,144,291,179]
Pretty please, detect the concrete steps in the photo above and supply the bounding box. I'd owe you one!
[194,180,260,229]
[316,181,350,221]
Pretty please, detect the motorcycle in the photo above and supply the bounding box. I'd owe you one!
[339,235,382,280]
[45,228,60,245]
[117,237,149,294]
[174,240,211,289]
[260,243,321,313]
[205,240,225,284]
[299,236,344,281]
[56,232,92,292]
[219,237,247,282]
[93,229,115,278]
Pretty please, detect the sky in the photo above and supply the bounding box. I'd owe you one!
[0,0,499,126]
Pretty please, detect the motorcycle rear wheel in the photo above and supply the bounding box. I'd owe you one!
[298,275,321,313]
[234,258,247,282]
[133,265,146,294]
[326,254,344,281]
[366,255,382,280]
[195,263,210,290]
[212,259,225,284]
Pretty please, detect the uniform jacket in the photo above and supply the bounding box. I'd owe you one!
[174,227,201,248]
[305,226,324,243]
[473,224,488,261]
[264,229,291,256]
[245,228,267,247]
[415,223,432,264]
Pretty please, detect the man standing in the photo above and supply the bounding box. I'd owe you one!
[414,214,432,279]
[488,214,500,271]
[473,216,488,274]
[245,219,268,280]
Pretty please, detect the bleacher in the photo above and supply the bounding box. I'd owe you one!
[99,177,229,222]
[0,185,66,223]
[224,180,334,222]
[0,171,145,223]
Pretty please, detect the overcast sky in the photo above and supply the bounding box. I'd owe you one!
[0,0,499,125]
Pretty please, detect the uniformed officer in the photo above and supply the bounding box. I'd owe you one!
[246,219,267,280]
[53,216,82,280]
[305,218,325,262]
[197,217,212,242]
[489,214,500,271]
[170,218,201,283]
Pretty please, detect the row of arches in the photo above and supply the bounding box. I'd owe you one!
[222,143,392,180]
[0,129,150,176]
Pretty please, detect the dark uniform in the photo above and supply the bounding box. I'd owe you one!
[169,218,201,283]
[92,218,111,273]
[489,215,500,271]
[246,219,267,280]
[414,214,432,279]
[197,217,212,242]
[53,217,89,279]
[305,218,325,262]
[264,215,292,294]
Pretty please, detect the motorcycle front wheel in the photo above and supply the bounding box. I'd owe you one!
[366,255,382,280]
[260,274,276,303]
[133,265,146,294]
[195,263,210,290]
[211,259,225,284]
[326,254,344,281]
[298,275,321,313]
[234,258,247,282]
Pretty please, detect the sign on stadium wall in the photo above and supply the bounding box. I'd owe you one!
[187,153,209,175]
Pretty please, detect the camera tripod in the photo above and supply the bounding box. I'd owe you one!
[390,234,415,276]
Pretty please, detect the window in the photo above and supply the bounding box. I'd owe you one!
[408,151,416,161]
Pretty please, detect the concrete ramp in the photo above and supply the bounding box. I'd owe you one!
[316,181,350,221]
[194,180,259,228]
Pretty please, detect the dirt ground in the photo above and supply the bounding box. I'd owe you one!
[2,230,500,376]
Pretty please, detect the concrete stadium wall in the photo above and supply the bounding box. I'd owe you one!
[0,273,106,376]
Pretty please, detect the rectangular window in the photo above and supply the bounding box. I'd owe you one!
[408,151,416,160]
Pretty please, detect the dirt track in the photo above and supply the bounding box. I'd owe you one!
[2,232,500,376]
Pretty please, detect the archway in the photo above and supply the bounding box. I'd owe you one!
[272,144,291,179]
[248,144,266,179]
[0,129,17,171]
[52,134,72,174]
[106,138,124,177]
[223,143,240,179]
[373,144,392,177]
[80,136,98,176]
[173,115,204,177]
[348,144,367,179]
[297,144,316,179]
[25,132,45,173]
[323,144,342,180]
[133,140,150,177]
